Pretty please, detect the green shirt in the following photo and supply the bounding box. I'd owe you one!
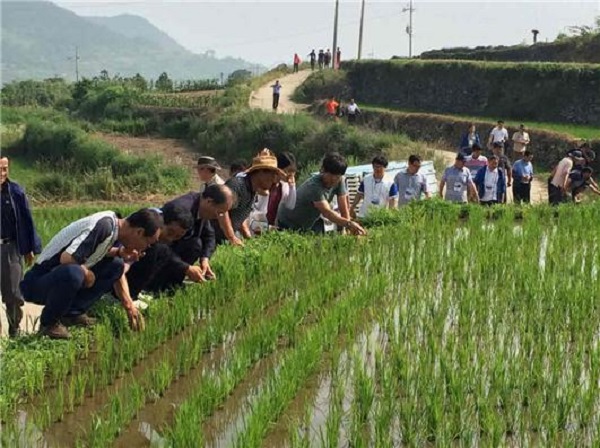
[277,174,347,231]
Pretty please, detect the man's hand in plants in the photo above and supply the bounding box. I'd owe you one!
[346,221,367,236]
[230,236,245,247]
[24,252,35,267]
[186,265,206,283]
[125,303,145,332]
[200,258,216,280]
[81,265,96,288]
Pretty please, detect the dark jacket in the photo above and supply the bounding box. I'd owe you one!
[459,132,481,154]
[163,192,217,266]
[4,180,41,256]
[474,167,506,202]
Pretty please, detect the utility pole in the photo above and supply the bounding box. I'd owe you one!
[402,0,415,58]
[68,46,80,81]
[332,0,340,69]
[357,0,366,60]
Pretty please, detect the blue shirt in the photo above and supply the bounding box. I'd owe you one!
[512,159,534,183]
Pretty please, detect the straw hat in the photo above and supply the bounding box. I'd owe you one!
[245,149,287,179]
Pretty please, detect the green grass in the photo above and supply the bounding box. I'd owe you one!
[363,104,599,140]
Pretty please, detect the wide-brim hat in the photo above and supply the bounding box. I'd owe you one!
[197,156,222,170]
[245,149,287,179]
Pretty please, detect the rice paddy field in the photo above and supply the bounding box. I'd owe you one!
[1,201,600,447]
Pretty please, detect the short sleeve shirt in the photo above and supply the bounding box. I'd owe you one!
[394,170,429,206]
[465,155,488,178]
[490,127,509,143]
[442,166,472,203]
[225,174,256,231]
[277,174,347,231]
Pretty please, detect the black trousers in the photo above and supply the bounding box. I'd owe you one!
[513,182,531,204]
[293,63,299,73]
[272,93,280,110]
[1,242,23,335]
[128,238,204,296]
[310,61,315,70]
[548,182,565,206]
[347,114,357,124]
[480,200,498,207]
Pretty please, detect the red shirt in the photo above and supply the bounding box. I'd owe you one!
[326,100,339,115]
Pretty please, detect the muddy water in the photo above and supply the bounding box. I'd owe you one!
[113,296,288,448]
[43,320,204,447]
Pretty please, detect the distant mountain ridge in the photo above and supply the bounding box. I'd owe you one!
[84,14,189,54]
[1,1,258,83]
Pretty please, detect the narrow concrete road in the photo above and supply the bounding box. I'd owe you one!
[249,70,311,114]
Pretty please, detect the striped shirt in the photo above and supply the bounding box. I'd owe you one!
[226,174,256,231]
[36,211,119,270]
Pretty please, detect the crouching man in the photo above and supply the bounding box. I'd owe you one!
[127,184,233,295]
[20,209,162,339]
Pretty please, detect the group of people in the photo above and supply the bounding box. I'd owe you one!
[306,48,341,71]
[2,130,597,338]
[0,150,371,339]
[325,97,361,123]
[455,121,598,205]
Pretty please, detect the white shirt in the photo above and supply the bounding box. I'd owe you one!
[551,157,573,188]
[358,174,397,218]
[482,168,499,202]
[251,181,296,222]
[347,103,359,114]
[490,127,509,143]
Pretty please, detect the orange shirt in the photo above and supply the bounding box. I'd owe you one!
[326,100,339,115]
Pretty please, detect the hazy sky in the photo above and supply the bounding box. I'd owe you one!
[53,0,600,66]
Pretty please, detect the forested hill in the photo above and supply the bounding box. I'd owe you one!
[1,1,256,83]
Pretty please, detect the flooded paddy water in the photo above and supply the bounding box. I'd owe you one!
[3,204,600,447]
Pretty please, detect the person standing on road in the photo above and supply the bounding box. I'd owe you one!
[21,209,162,339]
[439,154,479,204]
[0,157,41,338]
[293,53,301,73]
[474,155,506,206]
[277,152,366,236]
[459,123,481,156]
[318,49,325,70]
[325,49,332,68]
[197,156,225,193]
[308,49,317,71]
[350,155,398,219]
[336,47,341,69]
[512,124,531,161]
[271,80,282,111]
[394,155,431,206]
[548,150,584,205]
[511,150,534,204]
[346,99,361,124]
[488,120,509,152]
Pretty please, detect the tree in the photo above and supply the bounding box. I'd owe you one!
[155,72,173,92]
[99,69,110,81]
[227,69,252,86]
[131,73,148,91]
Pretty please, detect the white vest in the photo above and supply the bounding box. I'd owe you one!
[359,174,393,218]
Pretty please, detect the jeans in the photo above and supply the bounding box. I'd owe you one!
[21,258,124,327]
